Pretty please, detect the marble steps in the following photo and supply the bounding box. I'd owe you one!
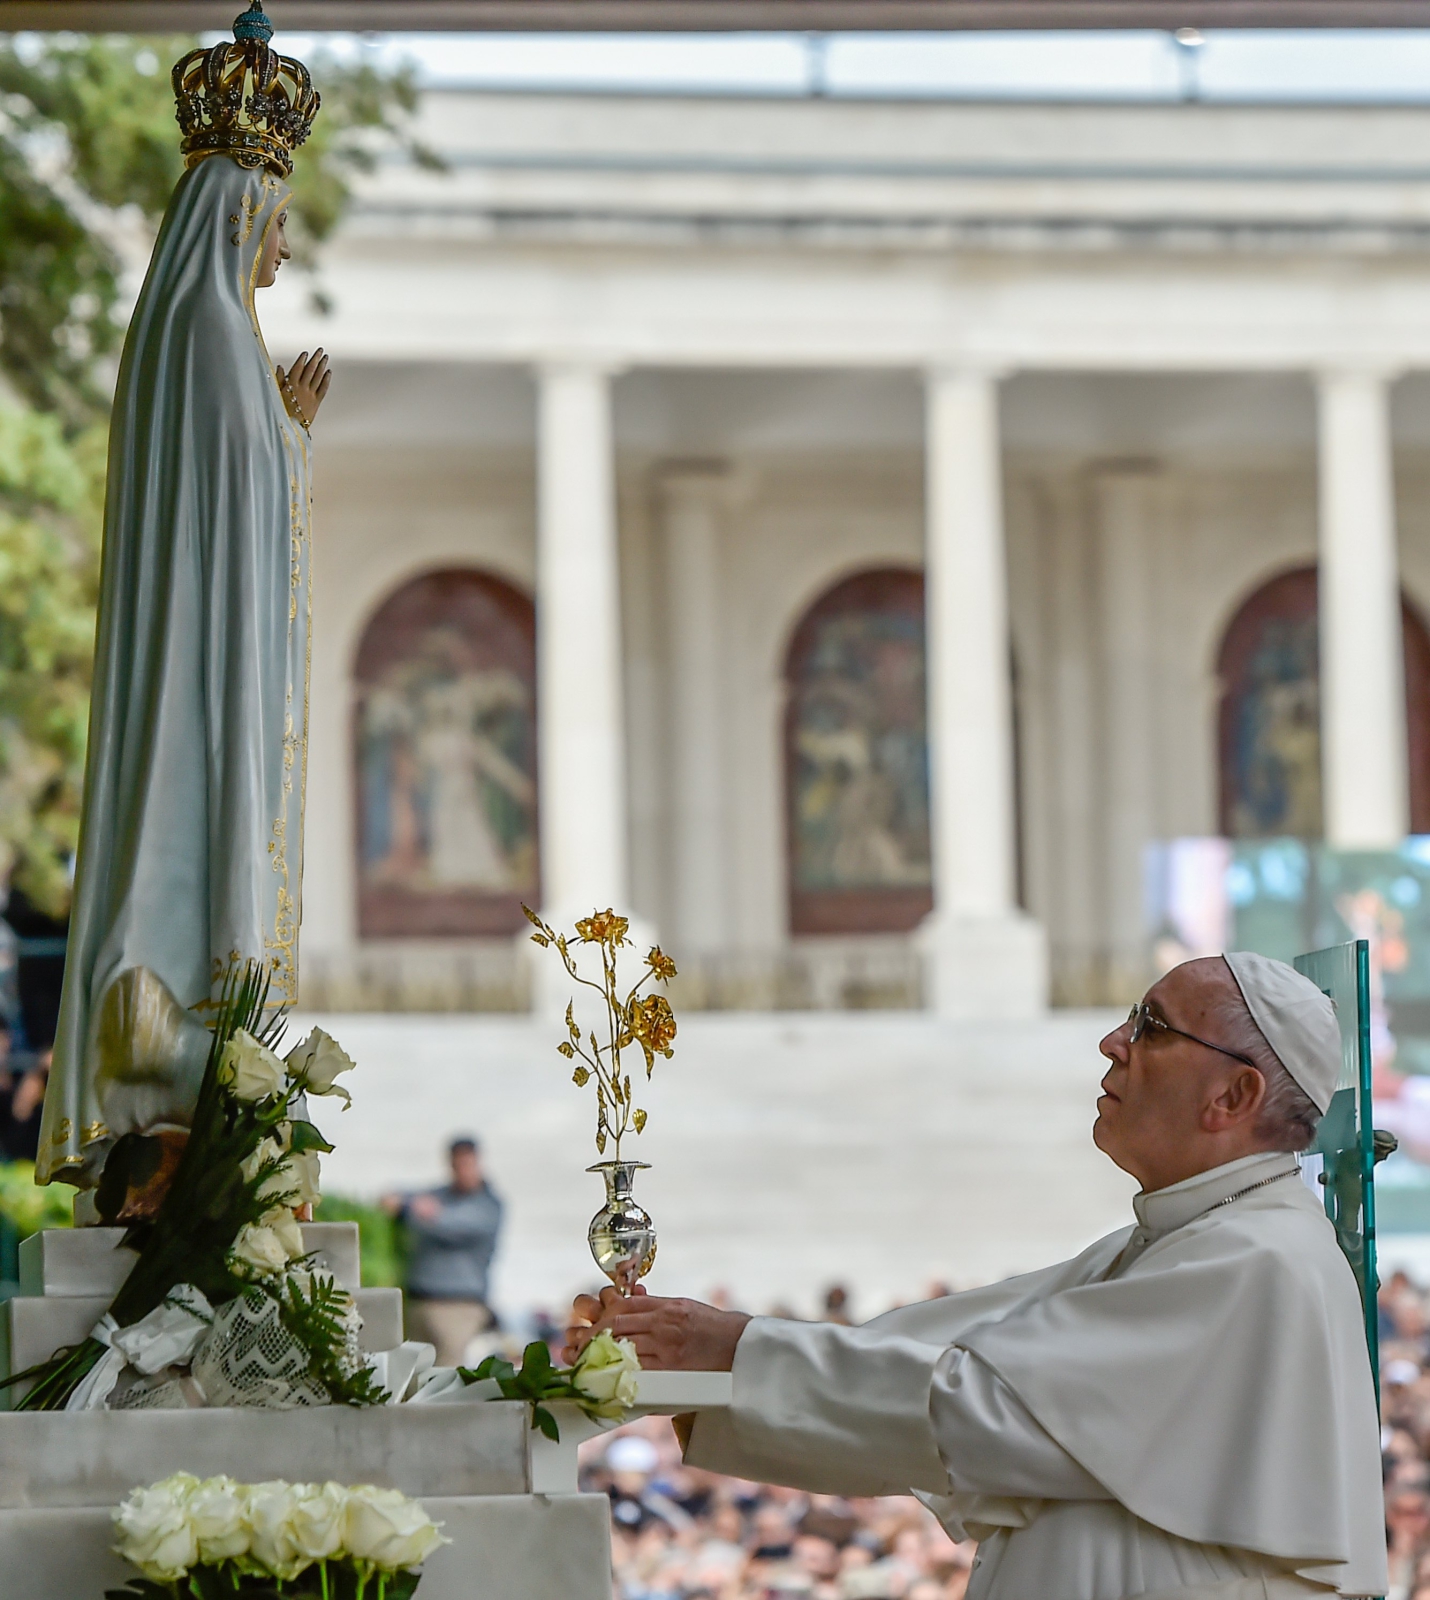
[1,1493,613,1599]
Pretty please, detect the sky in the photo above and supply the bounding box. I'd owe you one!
[265,29,1430,103]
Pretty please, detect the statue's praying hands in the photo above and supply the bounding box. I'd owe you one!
[565,1283,750,1372]
[276,349,332,431]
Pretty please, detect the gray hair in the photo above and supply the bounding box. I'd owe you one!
[1207,968,1322,1152]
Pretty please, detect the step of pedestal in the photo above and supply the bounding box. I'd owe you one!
[0,1405,532,1505]
[17,1221,361,1298]
[18,1229,138,1299]
[0,1286,403,1405]
[0,1492,610,1600]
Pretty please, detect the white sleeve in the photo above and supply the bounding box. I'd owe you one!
[682,1320,1114,1504]
[931,1347,1111,1501]
[683,1315,952,1497]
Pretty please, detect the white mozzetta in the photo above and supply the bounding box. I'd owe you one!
[0,1493,613,1600]
[17,1220,361,1298]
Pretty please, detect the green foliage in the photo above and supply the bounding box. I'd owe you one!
[314,1192,405,1288]
[273,1273,389,1408]
[0,32,431,912]
[6,960,398,1410]
[4,958,285,1406]
[106,1561,422,1599]
[462,1340,587,1442]
[0,31,431,414]
[0,407,102,914]
[0,1159,75,1240]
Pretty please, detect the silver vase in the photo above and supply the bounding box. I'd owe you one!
[587,1160,657,1290]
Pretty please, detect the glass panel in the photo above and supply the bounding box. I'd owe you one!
[1294,940,1379,1387]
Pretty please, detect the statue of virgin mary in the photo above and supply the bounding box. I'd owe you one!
[38,7,326,1190]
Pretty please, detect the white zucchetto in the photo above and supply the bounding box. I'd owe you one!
[1223,950,1342,1114]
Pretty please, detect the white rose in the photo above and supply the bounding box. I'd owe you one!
[112,1473,199,1582]
[228,1223,290,1279]
[260,1206,307,1260]
[241,1136,286,1183]
[286,1027,356,1103]
[184,1475,249,1564]
[245,1480,308,1581]
[286,1148,322,1208]
[287,1481,347,1563]
[343,1484,449,1572]
[219,1029,286,1103]
[241,1137,301,1206]
[571,1330,641,1417]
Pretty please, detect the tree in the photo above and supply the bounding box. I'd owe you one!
[0,409,102,916]
[0,33,428,913]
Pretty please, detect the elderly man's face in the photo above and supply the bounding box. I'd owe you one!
[1094,959,1267,1192]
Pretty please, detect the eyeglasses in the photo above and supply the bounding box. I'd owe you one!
[1125,1002,1259,1070]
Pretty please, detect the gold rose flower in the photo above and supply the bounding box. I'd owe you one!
[576,909,630,947]
[628,993,677,1067]
[528,906,678,1159]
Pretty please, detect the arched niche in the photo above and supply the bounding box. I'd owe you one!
[783,567,932,935]
[1216,564,1430,838]
[353,568,538,937]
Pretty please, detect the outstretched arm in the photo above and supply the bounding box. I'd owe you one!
[569,1287,1108,1505]
[570,1288,949,1497]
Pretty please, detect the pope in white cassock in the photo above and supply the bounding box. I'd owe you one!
[570,953,1388,1600]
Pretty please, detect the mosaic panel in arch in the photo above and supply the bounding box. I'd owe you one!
[785,568,932,935]
[1217,565,1430,840]
[355,569,537,938]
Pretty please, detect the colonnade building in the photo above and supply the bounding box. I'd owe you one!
[265,85,1430,1020]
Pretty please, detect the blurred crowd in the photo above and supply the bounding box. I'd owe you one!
[1380,1269,1430,1600]
[569,1281,970,1600]
[580,1416,974,1600]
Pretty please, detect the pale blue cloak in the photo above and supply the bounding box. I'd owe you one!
[40,155,312,1184]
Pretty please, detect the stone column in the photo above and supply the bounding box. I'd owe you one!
[657,464,731,954]
[536,363,630,919]
[1091,466,1162,1001]
[1317,369,1409,848]
[921,367,1047,1017]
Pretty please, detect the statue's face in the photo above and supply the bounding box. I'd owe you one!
[255,209,290,290]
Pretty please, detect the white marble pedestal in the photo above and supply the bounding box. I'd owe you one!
[0,1227,732,1598]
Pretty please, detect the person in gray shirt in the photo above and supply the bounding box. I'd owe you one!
[383,1135,504,1366]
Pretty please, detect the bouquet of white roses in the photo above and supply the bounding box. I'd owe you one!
[107,1473,447,1599]
[4,958,377,1411]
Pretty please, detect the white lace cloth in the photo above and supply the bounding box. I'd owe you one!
[191,1290,330,1409]
[60,1281,432,1411]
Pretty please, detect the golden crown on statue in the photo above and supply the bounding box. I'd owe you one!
[172,4,320,181]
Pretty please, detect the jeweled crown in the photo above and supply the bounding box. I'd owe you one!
[172,5,320,181]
